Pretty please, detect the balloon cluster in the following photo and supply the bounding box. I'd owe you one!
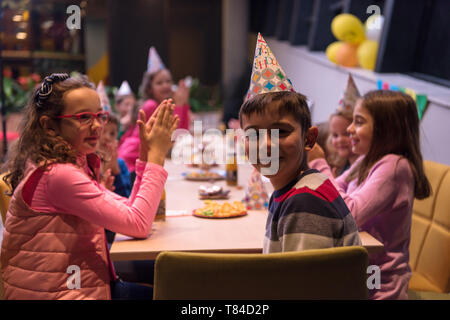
[326,13,384,70]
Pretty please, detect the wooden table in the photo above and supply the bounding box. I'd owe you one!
[110,160,384,261]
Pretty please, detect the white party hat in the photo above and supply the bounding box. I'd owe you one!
[147,46,165,74]
[117,80,133,96]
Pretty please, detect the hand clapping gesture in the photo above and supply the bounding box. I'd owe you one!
[137,99,179,166]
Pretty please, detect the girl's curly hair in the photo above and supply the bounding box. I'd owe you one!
[2,74,95,192]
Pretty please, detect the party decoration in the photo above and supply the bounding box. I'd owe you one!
[326,13,383,71]
[326,41,343,64]
[331,14,366,44]
[377,79,429,120]
[96,80,112,112]
[335,43,359,67]
[242,168,269,210]
[357,40,379,70]
[365,14,385,42]
[147,46,165,74]
[117,80,133,96]
[246,33,294,101]
[337,74,361,114]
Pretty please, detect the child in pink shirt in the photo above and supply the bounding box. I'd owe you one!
[309,90,431,299]
[1,73,179,300]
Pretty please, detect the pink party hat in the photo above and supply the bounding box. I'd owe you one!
[242,168,269,210]
[246,33,294,101]
[147,46,165,74]
[96,80,112,112]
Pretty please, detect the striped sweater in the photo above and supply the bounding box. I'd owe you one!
[263,169,361,253]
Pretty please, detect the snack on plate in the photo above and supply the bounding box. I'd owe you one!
[185,170,224,181]
[198,185,230,199]
[193,200,247,218]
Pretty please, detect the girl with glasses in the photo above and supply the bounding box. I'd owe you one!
[1,73,179,300]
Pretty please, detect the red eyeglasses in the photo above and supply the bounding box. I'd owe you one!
[56,111,109,125]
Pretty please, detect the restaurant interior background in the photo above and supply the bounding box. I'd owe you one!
[1,0,449,165]
[0,0,449,301]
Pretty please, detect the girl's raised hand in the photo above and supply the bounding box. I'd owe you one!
[137,99,179,166]
[173,79,189,106]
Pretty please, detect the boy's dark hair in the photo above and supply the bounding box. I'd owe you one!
[239,91,311,133]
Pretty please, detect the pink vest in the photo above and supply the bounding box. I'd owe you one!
[1,160,112,300]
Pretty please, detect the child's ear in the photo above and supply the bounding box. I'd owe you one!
[304,126,318,151]
[39,115,58,136]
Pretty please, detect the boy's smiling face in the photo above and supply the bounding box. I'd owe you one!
[241,102,317,190]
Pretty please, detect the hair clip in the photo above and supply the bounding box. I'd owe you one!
[35,73,69,108]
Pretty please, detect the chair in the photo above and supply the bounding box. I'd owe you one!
[409,160,450,296]
[153,246,369,300]
[0,172,12,225]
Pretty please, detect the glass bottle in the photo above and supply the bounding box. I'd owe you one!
[155,189,166,221]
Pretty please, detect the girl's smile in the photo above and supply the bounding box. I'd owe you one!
[347,100,373,155]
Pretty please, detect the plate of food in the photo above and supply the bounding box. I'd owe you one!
[198,185,230,200]
[193,200,247,219]
[184,169,225,181]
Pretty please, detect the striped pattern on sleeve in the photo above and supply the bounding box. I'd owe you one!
[263,169,361,253]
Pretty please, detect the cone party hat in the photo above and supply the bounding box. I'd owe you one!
[337,74,361,115]
[147,46,165,74]
[246,33,294,101]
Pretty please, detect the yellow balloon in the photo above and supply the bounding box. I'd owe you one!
[326,41,343,63]
[331,14,366,44]
[357,40,379,70]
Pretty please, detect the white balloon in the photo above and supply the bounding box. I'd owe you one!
[365,15,384,42]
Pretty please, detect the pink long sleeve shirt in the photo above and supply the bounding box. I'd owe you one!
[310,154,415,300]
[29,156,167,239]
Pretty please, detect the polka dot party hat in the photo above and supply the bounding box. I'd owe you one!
[246,33,295,101]
[242,168,269,210]
[96,80,112,113]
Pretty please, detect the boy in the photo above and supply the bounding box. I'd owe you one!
[99,113,132,199]
[239,34,361,253]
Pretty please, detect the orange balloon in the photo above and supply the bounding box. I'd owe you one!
[335,43,359,67]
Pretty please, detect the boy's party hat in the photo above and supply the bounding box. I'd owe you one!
[246,33,294,101]
[96,81,112,112]
[117,80,133,96]
[337,74,360,114]
[242,168,269,210]
[147,46,165,74]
